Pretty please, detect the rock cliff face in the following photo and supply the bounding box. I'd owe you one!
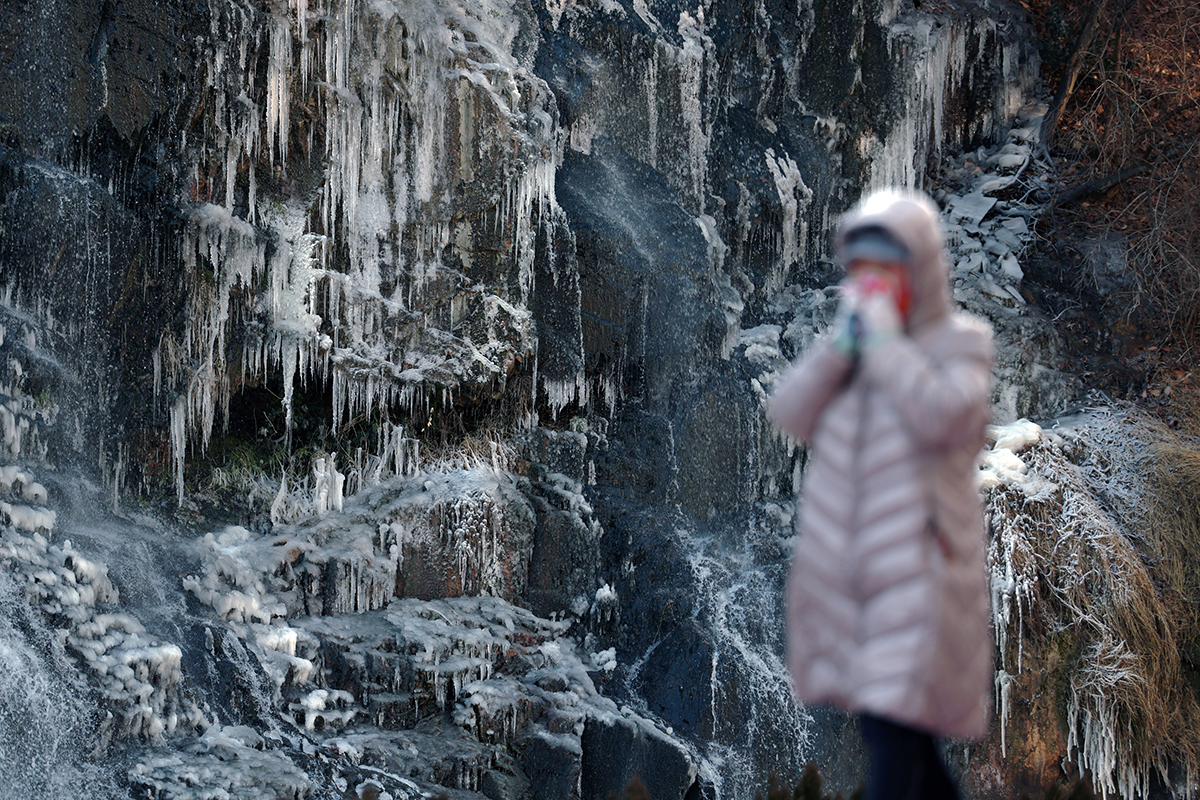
[0,0,1051,798]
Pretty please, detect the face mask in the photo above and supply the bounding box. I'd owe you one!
[846,261,913,321]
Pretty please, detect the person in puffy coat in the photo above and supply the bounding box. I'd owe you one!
[767,189,994,800]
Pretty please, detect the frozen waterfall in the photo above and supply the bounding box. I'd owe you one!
[0,0,1068,796]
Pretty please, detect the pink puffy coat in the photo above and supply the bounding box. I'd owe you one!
[767,191,994,740]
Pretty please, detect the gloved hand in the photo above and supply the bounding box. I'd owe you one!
[856,291,901,349]
[830,283,864,356]
[835,270,903,352]
[830,271,903,355]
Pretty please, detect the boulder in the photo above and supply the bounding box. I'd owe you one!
[580,711,700,800]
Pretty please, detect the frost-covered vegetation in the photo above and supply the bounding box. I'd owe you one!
[984,410,1200,799]
[1027,0,1200,365]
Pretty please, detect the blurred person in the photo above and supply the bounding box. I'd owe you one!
[767,189,994,800]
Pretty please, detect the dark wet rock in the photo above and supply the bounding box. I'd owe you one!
[533,209,587,397]
[481,765,533,800]
[515,729,582,800]
[202,624,278,728]
[559,144,718,410]
[525,490,602,620]
[580,710,699,800]
[636,622,716,741]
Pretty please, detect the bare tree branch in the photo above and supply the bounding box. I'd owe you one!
[1053,164,1149,207]
[1042,0,1113,149]
[1049,129,1200,209]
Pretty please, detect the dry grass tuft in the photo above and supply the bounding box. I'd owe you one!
[1144,440,1200,631]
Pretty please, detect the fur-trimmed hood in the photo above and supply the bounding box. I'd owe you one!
[834,189,952,335]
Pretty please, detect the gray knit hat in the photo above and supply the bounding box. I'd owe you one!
[836,225,911,267]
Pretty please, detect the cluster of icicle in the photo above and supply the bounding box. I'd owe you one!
[182,460,535,629]
[868,5,1036,191]
[161,0,560,504]
[979,418,1051,759]
[0,321,207,743]
[211,422,422,528]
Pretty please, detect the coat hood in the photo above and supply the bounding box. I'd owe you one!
[834,189,952,334]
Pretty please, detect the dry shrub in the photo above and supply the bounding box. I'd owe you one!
[421,425,520,473]
[607,776,651,800]
[988,410,1200,798]
[761,766,861,800]
[1034,0,1200,349]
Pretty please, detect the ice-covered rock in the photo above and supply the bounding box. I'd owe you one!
[184,466,536,622]
[128,729,313,800]
[0,462,209,744]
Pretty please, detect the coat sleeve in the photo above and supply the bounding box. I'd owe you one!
[859,318,993,449]
[766,339,855,443]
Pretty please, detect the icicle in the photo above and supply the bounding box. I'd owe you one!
[764,148,812,291]
[329,454,344,513]
[152,344,162,397]
[282,342,298,447]
[995,669,1012,757]
[270,472,287,526]
[266,12,290,166]
[169,397,186,505]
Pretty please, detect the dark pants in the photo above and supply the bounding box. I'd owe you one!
[860,715,962,800]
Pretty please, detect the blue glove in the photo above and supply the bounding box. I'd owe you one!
[830,286,863,356]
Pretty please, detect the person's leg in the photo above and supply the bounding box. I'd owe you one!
[860,715,922,800]
[913,729,961,800]
[859,715,961,800]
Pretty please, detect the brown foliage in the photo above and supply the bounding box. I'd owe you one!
[1026,0,1200,374]
[606,775,651,800]
[1021,781,1098,800]
[762,766,861,800]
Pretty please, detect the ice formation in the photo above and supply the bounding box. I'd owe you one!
[185,465,536,625]
[0,323,204,748]
[165,0,558,503]
[0,405,683,799]
[561,4,712,212]
[185,551,689,798]
[0,438,203,747]
[129,725,313,800]
[0,503,205,742]
[674,522,813,796]
[868,10,1036,191]
[765,149,814,293]
[0,570,123,799]
[980,417,1049,686]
